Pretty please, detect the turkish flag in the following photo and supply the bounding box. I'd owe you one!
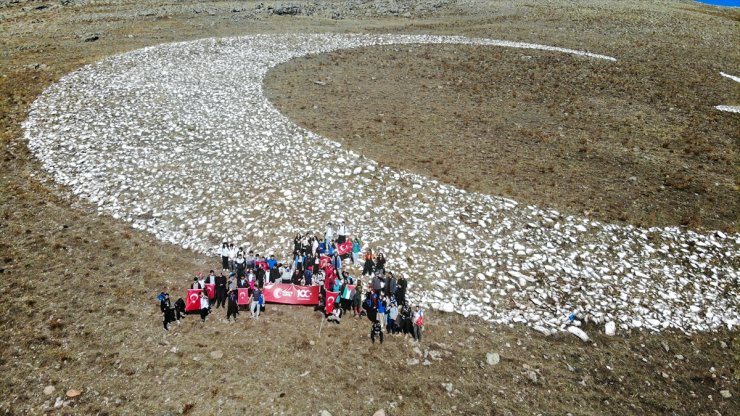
[337,239,353,256]
[185,289,202,312]
[237,288,250,305]
[325,291,339,314]
[204,283,215,299]
[319,255,331,269]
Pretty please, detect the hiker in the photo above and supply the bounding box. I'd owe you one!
[370,319,384,344]
[160,293,175,331]
[226,289,239,322]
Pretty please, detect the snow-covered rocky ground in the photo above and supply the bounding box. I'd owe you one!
[23,34,739,335]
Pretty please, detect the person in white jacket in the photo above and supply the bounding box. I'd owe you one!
[337,221,348,244]
[199,291,210,322]
[220,242,230,271]
[324,222,334,248]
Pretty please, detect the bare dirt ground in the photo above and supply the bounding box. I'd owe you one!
[0,1,738,415]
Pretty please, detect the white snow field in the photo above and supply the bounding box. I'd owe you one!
[23,34,739,335]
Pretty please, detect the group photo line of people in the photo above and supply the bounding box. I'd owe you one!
[159,223,426,344]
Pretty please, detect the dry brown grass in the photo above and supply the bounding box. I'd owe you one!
[0,1,738,415]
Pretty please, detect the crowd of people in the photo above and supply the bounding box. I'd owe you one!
[159,223,425,344]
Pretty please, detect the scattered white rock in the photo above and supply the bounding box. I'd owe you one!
[719,390,732,399]
[43,386,55,395]
[567,326,590,342]
[486,352,500,365]
[605,321,616,336]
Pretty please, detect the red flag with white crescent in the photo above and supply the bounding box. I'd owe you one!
[325,291,339,314]
[204,283,215,299]
[337,239,353,256]
[319,255,331,269]
[237,288,250,305]
[185,289,202,312]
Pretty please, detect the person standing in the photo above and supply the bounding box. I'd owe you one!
[362,249,375,276]
[228,243,237,272]
[220,242,230,271]
[234,253,247,278]
[386,272,397,298]
[396,273,408,305]
[226,289,239,322]
[199,291,210,323]
[377,294,387,329]
[351,236,362,265]
[352,286,363,317]
[337,221,348,244]
[215,272,227,308]
[250,287,262,319]
[324,222,334,248]
[160,293,175,331]
[387,302,398,334]
[412,306,424,342]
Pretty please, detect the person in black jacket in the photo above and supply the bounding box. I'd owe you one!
[215,272,227,308]
[226,289,239,322]
[370,319,384,344]
[160,293,175,331]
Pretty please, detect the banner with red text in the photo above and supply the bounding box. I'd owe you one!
[262,284,319,305]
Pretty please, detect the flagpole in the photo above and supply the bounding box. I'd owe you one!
[318,315,325,336]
